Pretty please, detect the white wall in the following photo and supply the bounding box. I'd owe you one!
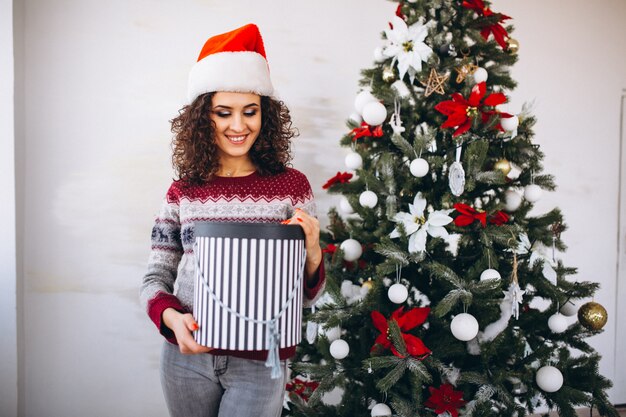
[1,0,18,415]
[12,1,626,416]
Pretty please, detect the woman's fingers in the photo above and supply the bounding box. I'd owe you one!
[178,314,213,354]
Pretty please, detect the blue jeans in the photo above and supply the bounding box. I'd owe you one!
[160,341,288,417]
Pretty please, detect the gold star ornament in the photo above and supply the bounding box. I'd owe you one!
[420,68,449,97]
[455,62,478,83]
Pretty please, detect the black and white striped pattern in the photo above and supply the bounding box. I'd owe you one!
[193,228,305,351]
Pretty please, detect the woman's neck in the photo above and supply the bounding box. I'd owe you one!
[217,157,256,177]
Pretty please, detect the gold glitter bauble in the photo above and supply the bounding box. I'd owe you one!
[494,159,512,175]
[577,301,608,331]
[382,66,396,83]
[507,38,520,54]
[362,278,374,290]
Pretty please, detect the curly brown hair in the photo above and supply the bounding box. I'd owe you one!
[170,93,297,184]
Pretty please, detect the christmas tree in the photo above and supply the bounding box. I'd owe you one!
[284,1,618,417]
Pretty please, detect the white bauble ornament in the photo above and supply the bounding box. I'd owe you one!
[473,67,488,83]
[359,190,378,208]
[547,313,568,334]
[362,101,387,126]
[480,268,501,281]
[354,91,378,114]
[373,47,386,63]
[325,326,342,342]
[451,313,479,341]
[329,339,350,359]
[409,158,429,178]
[339,196,354,215]
[535,366,563,392]
[388,283,409,304]
[524,184,543,202]
[349,112,363,125]
[504,189,523,212]
[560,298,582,317]
[371,403,392,417]
[501,115,520,132]
[345,152,363,170]
[340,239,362,262]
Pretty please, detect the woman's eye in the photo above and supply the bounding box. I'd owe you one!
[244,111,257,117]
[215,112,231,118]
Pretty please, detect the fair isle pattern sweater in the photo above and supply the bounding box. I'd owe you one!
[140,168,326,361]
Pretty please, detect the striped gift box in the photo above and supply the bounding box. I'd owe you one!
[193,222,306,351]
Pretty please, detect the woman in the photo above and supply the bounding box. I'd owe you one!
[140,24,325,417]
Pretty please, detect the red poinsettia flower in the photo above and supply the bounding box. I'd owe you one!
[462,0,511,49]
[286,377,320,402]
[488,210,509,225]
[351,122,384,141]
[424,383,467,417]
[322,172,353,189]
[371,306,431,359]
[453,203,487,227]
[434,82,507,137]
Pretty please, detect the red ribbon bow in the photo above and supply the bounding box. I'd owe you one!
[453,203,487,227]
[462,0,511,49]
[322,243,337,255]
[453,203,509,227]
[351,122,384,141]
[322,172,353,189]
[371,307,431,359]
[434,82,508,137]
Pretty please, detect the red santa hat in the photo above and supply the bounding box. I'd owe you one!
[187,24,274,102]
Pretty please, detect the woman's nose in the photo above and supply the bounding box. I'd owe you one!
[230,114,244,132]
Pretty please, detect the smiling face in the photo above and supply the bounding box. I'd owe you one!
[209,91,262,164]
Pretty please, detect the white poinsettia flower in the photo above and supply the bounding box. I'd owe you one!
[390,193,453,253]
[383,16,433,83]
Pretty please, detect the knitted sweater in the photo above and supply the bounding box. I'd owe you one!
[140,168,325,361]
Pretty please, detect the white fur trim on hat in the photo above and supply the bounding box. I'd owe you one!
[187,51,274,102]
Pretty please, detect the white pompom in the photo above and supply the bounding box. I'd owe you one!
[391,80,411,98]
[362,101,387,126]
[501,115,519,132]
[560,298,582,317]
[371,403,392,417]
[329,339,350,359]
[325,326,342,342]
[359,190,378,208]
[373,47,386,63]
[345,152,363,170]
[451,313,479,341]
[388,283,409,304]
[339,196,354,215]
[409,158,429,177]
[547,313,568,333]
[349,112,363,125]
[473,67,488,83]
[354,91,378,114]
[524,184,543,203]
[504,189,523,212]
[340,239,363,261]
[536,366,563,392]
[480,268,501,281]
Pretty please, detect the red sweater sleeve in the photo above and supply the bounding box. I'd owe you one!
[304,259,326,301]
[147,291,188,344]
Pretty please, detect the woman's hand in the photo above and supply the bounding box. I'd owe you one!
[162,308,213,355]
[285,208,322,282]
